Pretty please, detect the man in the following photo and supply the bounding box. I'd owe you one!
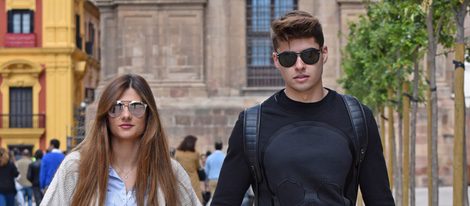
[205,141,225,195]
[27,149,44,205]
[211,10,394,205]
[40,139,65,191]
[16,149,33,206]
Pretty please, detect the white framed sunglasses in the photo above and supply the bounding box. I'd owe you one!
[108,100,148,118]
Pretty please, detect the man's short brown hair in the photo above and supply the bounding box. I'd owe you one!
[271,10,324,50]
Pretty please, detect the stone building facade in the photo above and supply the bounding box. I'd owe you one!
[90,0,469,187]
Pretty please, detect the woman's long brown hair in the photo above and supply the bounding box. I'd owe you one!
[0,147,9,166]
[71,74,178,206]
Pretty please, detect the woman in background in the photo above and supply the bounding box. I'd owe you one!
[0,147,19,206]
[175,135,203,202]
[41,74,201,206]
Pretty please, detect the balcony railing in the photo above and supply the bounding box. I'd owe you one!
[0,114,45,128]
[4,33,37,48]
[247,66,284,87]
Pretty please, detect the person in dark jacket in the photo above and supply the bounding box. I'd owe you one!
[211,10,394,206]
[0,147,19,206]
[27,149,43,205]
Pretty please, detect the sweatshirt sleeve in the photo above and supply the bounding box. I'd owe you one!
[211,112,253,205]
[359,106,395,205]
[172,160,203,206]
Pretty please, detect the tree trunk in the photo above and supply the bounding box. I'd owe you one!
[410,57,419,206]
[452,1,469,205]
[425,4,438,206]
[403,82,410,206]
[388,88,396,194]
[380,106,386,148]
[397,109,403,206]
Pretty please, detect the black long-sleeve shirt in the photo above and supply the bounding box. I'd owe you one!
[211,89,394,206]
[27,159,41,187]
[0,161,19,194]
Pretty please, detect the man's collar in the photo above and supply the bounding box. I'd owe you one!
[51,148,62,153]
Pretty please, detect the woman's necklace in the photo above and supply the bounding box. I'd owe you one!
[115,165,135,180]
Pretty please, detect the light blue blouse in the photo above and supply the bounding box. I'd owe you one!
[106,167,137,206]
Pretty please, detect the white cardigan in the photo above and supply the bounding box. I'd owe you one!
[40,151,202,206]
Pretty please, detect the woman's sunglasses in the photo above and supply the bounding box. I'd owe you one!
[108,100,148,118]
[276,47,321,68]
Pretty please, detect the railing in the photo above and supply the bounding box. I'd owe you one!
[0,114,46,128]
[247,66,284,87]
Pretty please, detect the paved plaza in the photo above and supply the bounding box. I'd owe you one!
[415,186,470,206]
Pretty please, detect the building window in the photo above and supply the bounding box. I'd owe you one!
[76,15,82,49]
[246,0,297,87]
[85,22,95,55]
[7,10,34,34]
[84,87,95,103]
[9,87,33,128]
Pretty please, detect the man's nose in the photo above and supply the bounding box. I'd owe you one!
[294,55,306,70]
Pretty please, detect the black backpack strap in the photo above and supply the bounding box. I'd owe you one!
[243,104,262,205]
[341,94,368,203]
[341,94,368,166]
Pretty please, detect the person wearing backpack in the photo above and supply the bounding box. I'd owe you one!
[211,10,394,206]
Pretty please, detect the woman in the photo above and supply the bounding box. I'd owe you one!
[175,135,203,202]
[0,147,19,206]
[41,74,201,206]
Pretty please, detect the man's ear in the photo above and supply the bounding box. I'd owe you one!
[322,46,328,64]
[272,52,281,70]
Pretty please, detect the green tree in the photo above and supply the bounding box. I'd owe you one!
[422,0,455,205]
[340,1,427,205]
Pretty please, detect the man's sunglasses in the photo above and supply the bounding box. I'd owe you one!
[276,47,321,68]
[108,100,148,118]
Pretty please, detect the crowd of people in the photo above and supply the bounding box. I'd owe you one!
[0,139,64,206]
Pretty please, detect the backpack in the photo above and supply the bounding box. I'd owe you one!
[243,94,368,205]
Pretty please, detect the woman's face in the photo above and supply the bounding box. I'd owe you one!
[107,88,146,141]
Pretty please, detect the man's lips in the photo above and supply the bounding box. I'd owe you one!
[294,74,310,80]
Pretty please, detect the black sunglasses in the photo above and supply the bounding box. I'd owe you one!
[276,47,321,68]
[108,100,148,118]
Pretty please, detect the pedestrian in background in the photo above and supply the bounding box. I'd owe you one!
[41,74,201,206]
[40,139,65,192]
[27,149,43,205]
[16,149,33,206]
[0,147,19,206]
[175,135,203,203]
[205,141,225,195]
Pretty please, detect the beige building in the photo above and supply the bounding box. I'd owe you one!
[91,0,469,187]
